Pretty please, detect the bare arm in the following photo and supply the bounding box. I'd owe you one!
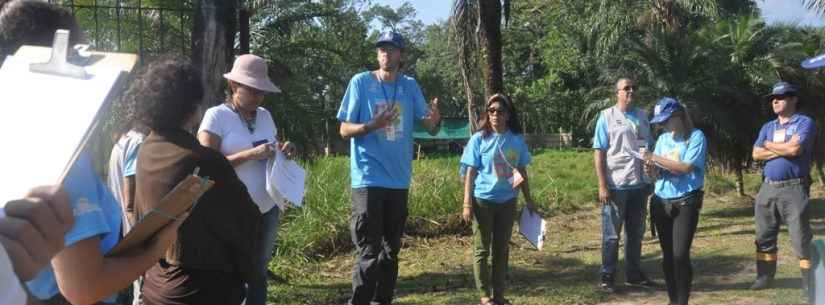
[419,98,442,135]
[752,146,779,161]
[197,131,271,167]
[461,166,477,222]
[517,166,537,212]
[339,121,375,140]
[763,135,802,157]
[594,150,610,203]
[648,154,694,175]
[122,176,136,225]
[52,218,183,305]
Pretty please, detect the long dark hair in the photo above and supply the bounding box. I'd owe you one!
[478,93,523,137]
[0,0,83,58]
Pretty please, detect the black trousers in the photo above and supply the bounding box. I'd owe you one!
[349,187,409,305]
[652,193,702,305]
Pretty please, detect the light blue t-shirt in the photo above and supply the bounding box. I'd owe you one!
[27,152,121,303]
[337,71,430,189]
[461,131,532,203]
[653,129,707,199]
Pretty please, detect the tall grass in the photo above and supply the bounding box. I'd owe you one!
[273,149,763,267]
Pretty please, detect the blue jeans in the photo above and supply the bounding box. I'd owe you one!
[601,187,649,279]
[246,206,281,305]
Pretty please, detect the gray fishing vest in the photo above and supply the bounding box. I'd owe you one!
[602,106,652,188]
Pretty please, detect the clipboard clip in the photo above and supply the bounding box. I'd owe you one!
[29,29,88,79]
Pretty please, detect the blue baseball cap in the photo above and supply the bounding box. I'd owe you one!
[802,53,825,69]
[650,97,685,124]
[375,31,405,49]
[764,81,798,100]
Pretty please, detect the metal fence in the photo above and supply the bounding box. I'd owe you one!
[48,0,196,60]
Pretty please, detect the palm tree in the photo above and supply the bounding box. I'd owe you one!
[804,0,825,14]
[450,0,511,131]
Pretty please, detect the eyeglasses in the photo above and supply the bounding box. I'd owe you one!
[487,108,507,115]
[621,85,638,92]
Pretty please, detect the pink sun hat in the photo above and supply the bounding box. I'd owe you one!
[223,54,281,93]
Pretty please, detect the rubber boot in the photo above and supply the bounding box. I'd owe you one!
[750,259,776,290]
[801,263,813,304]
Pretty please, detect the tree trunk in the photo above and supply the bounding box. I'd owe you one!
[192,0,237,108]
[458,48,479,132]
[478,0,504,98]
[239,7,250,55]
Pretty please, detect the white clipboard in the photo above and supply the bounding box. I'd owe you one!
[0,30,136,206]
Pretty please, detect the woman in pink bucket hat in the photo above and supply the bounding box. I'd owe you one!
[197,54,296,305]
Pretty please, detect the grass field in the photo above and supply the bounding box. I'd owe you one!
[267,150,823,305]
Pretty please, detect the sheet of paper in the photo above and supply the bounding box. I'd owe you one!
[266,149,307,208]
[773,129,786,143]
[519,208,547,250]
[0,55,122,206]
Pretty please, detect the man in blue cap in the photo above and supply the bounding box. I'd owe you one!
[750,81,816,294]
[337,31,441,305]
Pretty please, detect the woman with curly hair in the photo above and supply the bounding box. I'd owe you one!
[131,57,262,305]
[0,0,83,60]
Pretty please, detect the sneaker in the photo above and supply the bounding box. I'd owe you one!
[599,274,616,293]
[626,274,661,288]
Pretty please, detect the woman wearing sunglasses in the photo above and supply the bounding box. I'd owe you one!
[460,93,537,305]
[643,97,707,305]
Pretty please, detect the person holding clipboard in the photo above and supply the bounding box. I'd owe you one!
[643,97,708,305]
[1,1,184,305]
[133,57,262,305]
[460,93,537,305]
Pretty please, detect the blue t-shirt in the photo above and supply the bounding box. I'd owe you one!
[592,108,650,190]
[337,71,430,189]
[753,114,816,181]
[653,129,707,199]
[461,131,532,203]
[26,152,121,303]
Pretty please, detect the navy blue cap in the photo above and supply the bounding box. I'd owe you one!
[650,97,685,124]
[802,53,825,69]
[375,31,405,49]
[764,81,798,100]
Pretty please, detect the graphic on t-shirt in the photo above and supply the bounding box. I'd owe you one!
[374,101,404,141]
[667,146,681,161]
[493,148,519,182]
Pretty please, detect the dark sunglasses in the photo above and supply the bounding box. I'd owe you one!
[621,85,638,92]
[487,108,507,115]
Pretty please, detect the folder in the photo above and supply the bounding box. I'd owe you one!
[0,30,136,205]
[106,171,214,256]
[519,208,548,250]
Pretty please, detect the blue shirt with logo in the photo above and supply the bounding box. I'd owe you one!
[753,114,816,181]
[26,152,121,303]
[461,131,532,203]
[653,129,707,199]
[337,71,430,189]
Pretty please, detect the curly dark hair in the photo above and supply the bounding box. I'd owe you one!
[130,56,204,132]
[478,93,524,137]
[0,0,83,58]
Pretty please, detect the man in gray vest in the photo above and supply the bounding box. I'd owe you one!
[592,78,658,293]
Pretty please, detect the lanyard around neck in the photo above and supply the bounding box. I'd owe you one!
[377,71,399,109]
[228,102,256,134]
[494,133,516,170]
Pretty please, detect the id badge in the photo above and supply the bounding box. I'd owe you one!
[509,169,524,189]
[772,129,786,143]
